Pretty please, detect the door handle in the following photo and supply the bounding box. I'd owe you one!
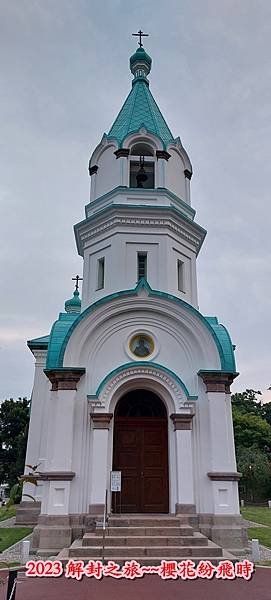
[141,471,144,478]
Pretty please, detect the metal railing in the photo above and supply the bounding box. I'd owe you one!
[101,489,108,563]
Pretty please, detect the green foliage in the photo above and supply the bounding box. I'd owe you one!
[237,447,271,502]
[231,389,262,416]
[0,398,30,492]
[261,402,271,427]
[232,389,271,502]
[0,528,32,552]
[232,409,271,452]
[0,507,16,522]
[247,526,271,549]
[241,506,271,527]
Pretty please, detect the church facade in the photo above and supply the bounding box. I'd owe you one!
[22,42,246,553]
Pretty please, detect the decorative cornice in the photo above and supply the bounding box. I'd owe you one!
[184,169,192,180]
[84,186,196,220]
[32,349,47,366]
[38,471,75,481]
[90,412,113,429]
[198,370,238,393]
[44,368,85,391]
[170,411,195,431]
[207,472,242,482]
[114,148,130,159]
[88,164,98,176]
[78,213,203,254]
[156,150,171,161]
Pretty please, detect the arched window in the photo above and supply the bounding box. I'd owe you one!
[129,143,155,189]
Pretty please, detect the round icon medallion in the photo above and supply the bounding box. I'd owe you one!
[129,333,154,358]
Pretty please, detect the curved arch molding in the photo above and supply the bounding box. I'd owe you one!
[44,279,237,374]
[94,361,197,404]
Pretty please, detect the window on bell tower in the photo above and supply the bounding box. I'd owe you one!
[137,252,147,281]
[97,257,105,290]
[130,143,155,189]
[177,259,185,292]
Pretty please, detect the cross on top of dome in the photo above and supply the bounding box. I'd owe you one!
[132,29,149,48]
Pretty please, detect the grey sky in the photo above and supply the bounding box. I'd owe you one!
[0,0,270,401]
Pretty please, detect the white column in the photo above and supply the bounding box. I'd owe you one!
[23,349,47,502]
[184,170,192,204]
[171,409,196,513]
[199,372,240,515]
[40,369,85,515]
[115,149,129,187]
[89,166,98,201]
[89,413,113,514]
[156,159,164,187]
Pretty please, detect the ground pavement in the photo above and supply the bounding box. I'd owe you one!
[0,568,270,600]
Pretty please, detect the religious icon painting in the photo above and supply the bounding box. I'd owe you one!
[129,333,155,358]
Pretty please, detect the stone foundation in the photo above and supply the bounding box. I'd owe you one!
[198,514,248,554]
[15,501,41,526]
[32,514,96,552]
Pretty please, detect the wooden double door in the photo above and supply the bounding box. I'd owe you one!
[113,417,169,513]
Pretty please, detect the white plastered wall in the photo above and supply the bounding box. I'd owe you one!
[62,294,223,514]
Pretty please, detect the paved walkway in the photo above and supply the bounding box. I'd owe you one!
[0,569,270,600]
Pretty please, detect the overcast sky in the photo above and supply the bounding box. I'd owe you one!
[0,0,270,402]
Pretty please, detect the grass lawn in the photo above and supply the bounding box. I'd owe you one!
[241,506,271,527]
[0,507,16,522]
[0,528,32,552]
[247,527,271,549]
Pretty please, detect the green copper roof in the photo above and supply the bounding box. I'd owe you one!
[107,47,174,148]
[27,335,49,349]
[45,280,236,373]
[65,289,81,314]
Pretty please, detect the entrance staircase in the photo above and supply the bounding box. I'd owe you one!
[61,514,231,565]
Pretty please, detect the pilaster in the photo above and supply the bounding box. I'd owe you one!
[40,368,85,515]
[170,409,196,513]
[89,413,113,514]
[198,370,240,516]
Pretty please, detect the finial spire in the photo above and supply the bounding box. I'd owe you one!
[132,29,148,48]
[72,275,83,292]
[65,276,82,314]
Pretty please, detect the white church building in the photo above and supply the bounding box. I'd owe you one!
[20,39,246,555]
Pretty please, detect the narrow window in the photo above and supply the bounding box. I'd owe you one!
[97,257,105,290]
[177,260,185,292]
[137,253,147,281]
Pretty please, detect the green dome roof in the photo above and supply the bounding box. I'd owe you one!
[65,289,81,314]
[107,46,174,148]
[130,47,152,73]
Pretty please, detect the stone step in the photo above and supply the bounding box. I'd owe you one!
[82,533,207,547]
[66,555,227,566]
[108,517,182,527]
[69,540,222,558]
[100,526,193,537]
[59,544,236,566]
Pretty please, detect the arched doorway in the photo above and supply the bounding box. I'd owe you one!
[112,389,169,513]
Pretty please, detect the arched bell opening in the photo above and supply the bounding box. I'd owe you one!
[112,389,169,513]
[129,142,155,189]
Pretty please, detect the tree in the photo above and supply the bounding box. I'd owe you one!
[232,408,271,453]
[0,398,30,492]
[261,402,271,427]
[236,446,271,502]
[231,389,262,417]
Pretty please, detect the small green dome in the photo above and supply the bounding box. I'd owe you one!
[130,47,152,78]
[65,289,81,314]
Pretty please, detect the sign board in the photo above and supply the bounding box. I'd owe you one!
[111,471,121,492]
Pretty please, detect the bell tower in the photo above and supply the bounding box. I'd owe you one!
[75,38,206,312]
